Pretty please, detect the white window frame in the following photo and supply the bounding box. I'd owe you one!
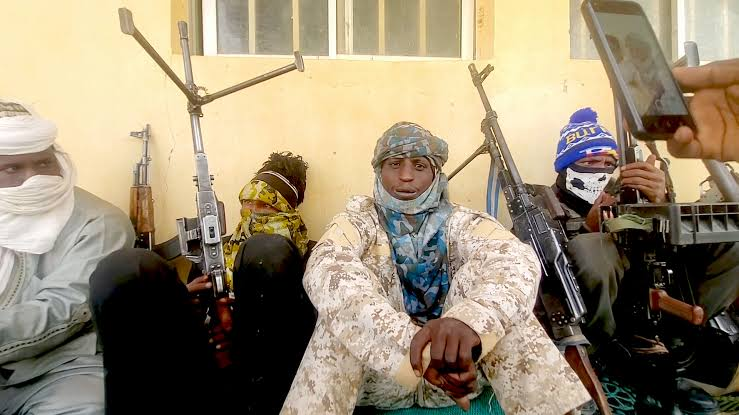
[202,0,475,60]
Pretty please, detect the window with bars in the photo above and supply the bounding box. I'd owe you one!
[203,0,475,59]
[569,0,738,62]
[569,0,673,60]
[677,0,738,62]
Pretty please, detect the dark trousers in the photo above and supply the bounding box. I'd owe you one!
[90,233,317,415]
[567,232,739,348]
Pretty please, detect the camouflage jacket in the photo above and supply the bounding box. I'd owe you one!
[303,195,588,411]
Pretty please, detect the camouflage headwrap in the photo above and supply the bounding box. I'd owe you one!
[224,180,308,290]
[371,121,449,170]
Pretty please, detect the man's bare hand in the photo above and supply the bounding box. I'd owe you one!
[668,59,739,161]
[409,318,481,411]
[585,192,617,232]
[621,154,666,203]
[424,363,477,411]
[187,276,234,368]
[187,275,212,294]
[210,297,234,369]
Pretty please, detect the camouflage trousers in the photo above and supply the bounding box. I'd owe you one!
[281,314,590,415]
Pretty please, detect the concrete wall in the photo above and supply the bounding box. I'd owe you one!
[1,0,719,241]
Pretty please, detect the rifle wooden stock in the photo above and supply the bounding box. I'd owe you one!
[130,185,155,248]
[649,289,705,325]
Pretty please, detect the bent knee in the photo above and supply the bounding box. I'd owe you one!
[89,248,171,305]
[24,373,104,415]
[235,233,302,277]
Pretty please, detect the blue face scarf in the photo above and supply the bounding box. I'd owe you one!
[374,167,453,325]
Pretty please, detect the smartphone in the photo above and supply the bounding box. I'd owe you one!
[581,0,695,140]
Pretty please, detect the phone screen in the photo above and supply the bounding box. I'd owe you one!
[594,10,688,119]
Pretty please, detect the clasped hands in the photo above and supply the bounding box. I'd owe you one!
[409,317,482,412]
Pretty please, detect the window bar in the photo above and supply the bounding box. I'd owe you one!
[292,0,300,52]
[378,0,386,55]
[419,0,427,56]
[721,0,729,59]
[461,0,474,59]
[656,0,672,58]
[675,0,686,56]
[685,0,695,48]
[189,0,204,55]
[329,0,338,57]
[202,0,217,55]
[248,0,257,54]
[343,0,353,54]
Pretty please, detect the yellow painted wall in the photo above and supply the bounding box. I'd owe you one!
[1,0,719,242]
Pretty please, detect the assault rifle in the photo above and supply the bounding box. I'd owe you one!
[129,124,154,250]
[601,42,739,401]
[452,64,610,414]
[466,63,586,334]
[118,8,304,303]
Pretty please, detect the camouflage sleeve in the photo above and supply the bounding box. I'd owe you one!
[441,212,541,361]
[303,212,421,378]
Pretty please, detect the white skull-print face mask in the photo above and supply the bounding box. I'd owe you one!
[564,167,613,204]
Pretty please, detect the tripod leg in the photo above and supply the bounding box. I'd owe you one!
[565,344,612,415]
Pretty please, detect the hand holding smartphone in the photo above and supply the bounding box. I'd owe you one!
[581,0,695,141]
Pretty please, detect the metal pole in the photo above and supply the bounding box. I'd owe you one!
[140,124,151,185]
[119,9,200,104]
[447,144,487,181]
[613,97,629,167]
[202,52,304,103]
[178,22,206,155]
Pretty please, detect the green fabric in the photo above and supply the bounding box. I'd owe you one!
[356,381,739,414]
[367,388,504,415]
[224,179,308,290]
[604,214,653,233]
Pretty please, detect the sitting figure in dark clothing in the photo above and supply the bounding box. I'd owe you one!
[89,151,316,415]
[548,108,738,350]
[540,108,739,413]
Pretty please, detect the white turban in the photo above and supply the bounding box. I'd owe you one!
[0,99,58,155]
[0,99,76,296]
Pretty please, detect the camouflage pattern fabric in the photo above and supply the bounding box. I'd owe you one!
[371,121,454,324]
[376,192,450,325]
[281,195,590,415]
[371,122,449,169]
[223,180,308,289]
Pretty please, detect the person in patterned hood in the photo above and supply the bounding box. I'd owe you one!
[223,151,310,290]
[282,122,590,415]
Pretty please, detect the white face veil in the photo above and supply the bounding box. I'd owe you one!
[0,100,76,296]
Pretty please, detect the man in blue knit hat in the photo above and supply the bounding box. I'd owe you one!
[553,107,666,231]
[549,108,737,348]
[542,108,739,412]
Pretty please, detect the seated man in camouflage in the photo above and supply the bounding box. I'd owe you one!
[281,122,589,415]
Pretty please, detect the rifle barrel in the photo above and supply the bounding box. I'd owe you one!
[447,144,487,181]
[118,9,200,104]
[468,64,524,186]
[203,52,304,103]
